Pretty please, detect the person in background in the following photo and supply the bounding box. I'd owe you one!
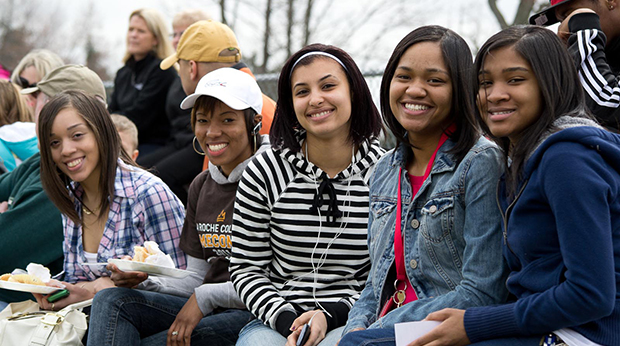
[9,49,63,111]
[88,67,267,346]
[230,43,385,346]
[407,25,619,346]
[530,0,620,131]
[108,8,176,155]
[33,89,186,311]
[0,64,102,308]
[0,80,37,171]
[338,25,508,346]
[159,19,276,172]
[111,114,140,161]
[137,9,211,205]
[0,63,10,80]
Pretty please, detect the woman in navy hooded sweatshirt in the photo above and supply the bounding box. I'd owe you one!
[402,25,620,346]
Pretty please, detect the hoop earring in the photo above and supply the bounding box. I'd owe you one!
[192,136,206,156]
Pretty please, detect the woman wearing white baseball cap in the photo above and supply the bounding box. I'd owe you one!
[88,67,268,346]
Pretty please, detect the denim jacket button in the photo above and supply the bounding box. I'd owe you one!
[429,205,438,213]
[409,259,418,269]
[411,219,420,229]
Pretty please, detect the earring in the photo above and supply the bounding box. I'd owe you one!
[192,136,206,156]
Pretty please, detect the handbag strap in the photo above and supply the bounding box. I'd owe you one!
[57,298,93,317]
[27,299,92,346]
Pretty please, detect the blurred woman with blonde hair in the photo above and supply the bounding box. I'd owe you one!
[109,8,177,155]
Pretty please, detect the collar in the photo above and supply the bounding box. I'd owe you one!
[70,159,135,206]
[279,131,383,180]
[126,52,156,70]
[209,134,270,185]
[389,139,456,176]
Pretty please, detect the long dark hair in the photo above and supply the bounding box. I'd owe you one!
[38,90,136,224]
[381,25,478,164]
[270,43,382,151]
[474,25,593,197]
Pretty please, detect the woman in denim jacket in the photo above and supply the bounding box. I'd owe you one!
[339,26,509,345]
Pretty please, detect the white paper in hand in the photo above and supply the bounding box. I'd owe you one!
[394,321,441,346]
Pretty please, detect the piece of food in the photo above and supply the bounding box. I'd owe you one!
[131,241,175,268]
[1,273,45,286]
[0,263,51,286]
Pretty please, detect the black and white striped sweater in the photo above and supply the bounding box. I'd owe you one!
[230,138,384,332]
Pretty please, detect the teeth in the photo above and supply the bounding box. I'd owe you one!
[67,158,82,168]
[309,111,330,118]
[490,110,513,115]
[405,104,429,111]
[208,143,228,151]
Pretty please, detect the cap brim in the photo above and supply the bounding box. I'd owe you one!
[529,2,565,26]
[160,53,179,70]
[20,86,40,95]
[180,88,251,111]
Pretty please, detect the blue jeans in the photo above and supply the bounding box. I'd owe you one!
[338,329,542,346]
[87,287,254,346]
[236,318,345,346]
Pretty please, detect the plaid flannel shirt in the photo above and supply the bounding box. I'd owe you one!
[62,160,186,282]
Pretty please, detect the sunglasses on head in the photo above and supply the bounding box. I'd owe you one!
[18,76,37,89]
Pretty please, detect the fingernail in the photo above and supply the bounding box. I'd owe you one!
[290,326,296,331]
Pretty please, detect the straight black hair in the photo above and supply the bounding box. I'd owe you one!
[381,25,479,165]
[270,43,382,151]
[474,25,593,197]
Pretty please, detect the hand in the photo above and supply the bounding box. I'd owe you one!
[286,310,327,346]
[336,327,365,346]
[32,281,94,311]
[557,8,596,44]
[0,201,8,213]
[409,309,469,346]
[167,294,204,346]
[107,263,148,288]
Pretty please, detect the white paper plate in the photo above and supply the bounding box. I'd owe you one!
[108,259,193,279]
[0,280,58,294]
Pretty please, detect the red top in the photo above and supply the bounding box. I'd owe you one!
[392,126,454,307]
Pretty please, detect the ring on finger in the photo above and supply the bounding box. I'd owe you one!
[51,303,55,310]
[171,330,179,336]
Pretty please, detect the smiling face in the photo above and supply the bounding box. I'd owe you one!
[389,41,453,144]
[291,58,352,144]
[478,45,543,144]
[126,15,157,61]
[194,100,253,176]
[49,107,101,189]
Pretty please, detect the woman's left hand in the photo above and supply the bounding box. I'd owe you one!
[286,310,327,346]
[409,309,470,346]
[167,294,204,346]
[32,281,94,311]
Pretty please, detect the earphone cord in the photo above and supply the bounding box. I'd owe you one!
[307,144,355,319]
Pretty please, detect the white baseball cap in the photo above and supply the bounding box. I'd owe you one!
[180,67,263,114]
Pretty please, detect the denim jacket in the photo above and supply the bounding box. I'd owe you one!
[344,135,509,332]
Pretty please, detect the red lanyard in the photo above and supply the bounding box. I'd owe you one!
[392,128,453,306]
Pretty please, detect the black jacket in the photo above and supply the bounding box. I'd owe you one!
[109,53,176,146]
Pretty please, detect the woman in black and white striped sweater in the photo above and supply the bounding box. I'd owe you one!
[230,44,384,346]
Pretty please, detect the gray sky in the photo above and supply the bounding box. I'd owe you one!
[45,0,536,76]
